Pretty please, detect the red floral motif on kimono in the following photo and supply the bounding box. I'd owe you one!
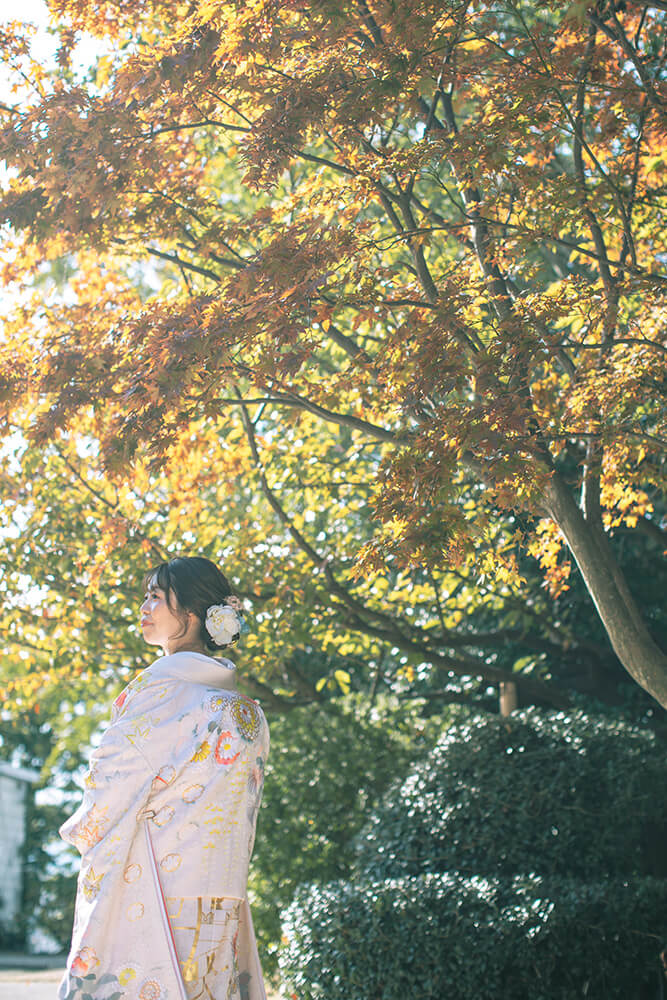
[114,690,128,712]
[214,730,241,765]
[71,946,99,975]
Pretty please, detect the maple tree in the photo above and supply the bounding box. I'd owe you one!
[0,0,666,712]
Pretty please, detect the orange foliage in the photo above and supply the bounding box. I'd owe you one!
[0,0,665,702]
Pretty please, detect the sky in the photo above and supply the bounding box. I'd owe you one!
[0,0,109,232]
[0,4,109,811]
[1,0,58,63]
[0,0,106,92]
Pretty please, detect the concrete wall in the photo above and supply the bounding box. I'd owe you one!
[0,763,39,924]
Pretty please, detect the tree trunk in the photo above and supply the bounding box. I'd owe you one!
[545,472,667,708]
[499,682,518,716]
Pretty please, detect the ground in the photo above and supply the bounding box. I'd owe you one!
[0,963,282,998]
[0,966,61,999]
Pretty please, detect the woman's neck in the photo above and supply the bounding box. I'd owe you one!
[163,642,212,657]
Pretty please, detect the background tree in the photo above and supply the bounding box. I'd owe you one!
[1,0,665,710]
[1,401,664,722]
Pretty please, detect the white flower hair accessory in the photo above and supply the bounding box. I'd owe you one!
[205,598,247,645]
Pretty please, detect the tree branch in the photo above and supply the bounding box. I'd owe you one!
[589,9,667,125]
[52,445,168,563]
[139,245,223,282]
[572,24,617,319]
[339,608,572,708]
[240,670,317,710]
[138,118,250,139]
[249,387,402,443]
[396,687,498,710]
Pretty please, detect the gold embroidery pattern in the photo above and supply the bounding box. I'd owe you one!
[166,897,184,919]
[127,720,152,747]
[72,804,109,851]
[189,740,211,762]
[153,805,175,826]
[183,783,204,803]
[81,866,104,901]
[126,902,145,921]
[138,978,165,1000]
[231,698,261,742]
[118,963,141,987]
[159,853,182,873]
[170,897,243,1000]
[123,863,142,883]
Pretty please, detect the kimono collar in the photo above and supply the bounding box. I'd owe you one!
[146,651,238,692]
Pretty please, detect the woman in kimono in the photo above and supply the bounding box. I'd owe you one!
[58,556,270,1000]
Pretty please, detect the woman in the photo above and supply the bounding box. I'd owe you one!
[58,556,269,1000]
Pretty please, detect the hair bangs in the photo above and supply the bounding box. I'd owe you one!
[142,563,175,606]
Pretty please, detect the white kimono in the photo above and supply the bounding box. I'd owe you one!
[58,650,270,1000]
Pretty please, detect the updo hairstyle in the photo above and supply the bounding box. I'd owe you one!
[142,555,240,651]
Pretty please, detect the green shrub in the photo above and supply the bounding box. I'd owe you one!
[279,872,667,1000]
[355,708,667,880]
[279,709,667,998]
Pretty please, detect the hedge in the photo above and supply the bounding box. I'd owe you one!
[279,709,667,997]
[355,708,667,881]
[280,872,667,1000]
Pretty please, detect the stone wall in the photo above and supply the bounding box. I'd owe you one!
[0,762,39,925]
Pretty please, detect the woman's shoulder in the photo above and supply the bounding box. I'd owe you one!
[110,656,269,740]
[110,667,156,721]
[206,687,268,731]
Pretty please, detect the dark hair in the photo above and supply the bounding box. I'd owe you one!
[142,556,239,651]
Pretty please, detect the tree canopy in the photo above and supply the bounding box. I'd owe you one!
[0,0,665,714]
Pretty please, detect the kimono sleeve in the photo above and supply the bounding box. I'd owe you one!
[59,685,161,860]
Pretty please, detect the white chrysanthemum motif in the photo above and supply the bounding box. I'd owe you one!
[205,603,240,645]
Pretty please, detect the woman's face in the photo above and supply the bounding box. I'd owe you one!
[139,578,186,649]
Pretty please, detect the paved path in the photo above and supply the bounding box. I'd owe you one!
[0,967,63,999]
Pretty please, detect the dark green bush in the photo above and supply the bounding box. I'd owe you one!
[279,709,667,998]
[0,909,26,951]
[279,872,667,1000]
[355,708,667,881]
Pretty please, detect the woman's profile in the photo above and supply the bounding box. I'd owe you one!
[57,556,270,1000]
